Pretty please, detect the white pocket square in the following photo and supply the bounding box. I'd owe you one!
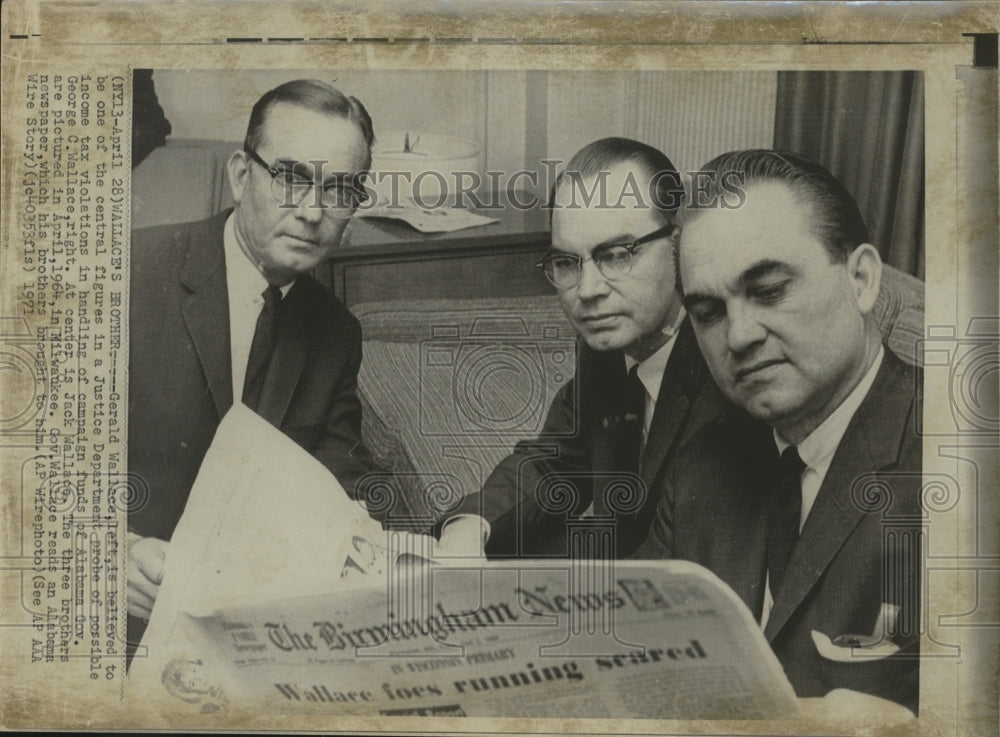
[811,602,904,661]
[811,630,900,662]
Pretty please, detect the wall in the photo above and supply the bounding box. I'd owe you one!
[151,69,777,197]
[154,69,486,148]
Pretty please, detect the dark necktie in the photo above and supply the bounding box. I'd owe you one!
[616,365,647,474]
[767,446,806,598]
[242,284,282,411]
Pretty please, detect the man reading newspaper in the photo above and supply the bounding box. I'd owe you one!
[127,79,378,650]
[637,149,922,715]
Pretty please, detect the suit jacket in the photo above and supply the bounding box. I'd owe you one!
[128,210,373,542]
[452,320,729,558]
[636,350,922,712]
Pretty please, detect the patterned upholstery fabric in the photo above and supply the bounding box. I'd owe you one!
[353,268,925,527]
[874,264,925,367]
[354,296,574,527]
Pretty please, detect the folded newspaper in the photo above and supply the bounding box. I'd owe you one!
[183,560,798,719]
[128,405,797,719]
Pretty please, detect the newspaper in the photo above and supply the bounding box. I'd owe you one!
[124,406,795,718]
[136,403,417,619]
[180,561,798,719]
[127,403,442,702]
[1,1,998,735]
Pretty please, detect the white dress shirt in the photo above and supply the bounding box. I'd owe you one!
[223,215,293,402]
[760,346,886,627]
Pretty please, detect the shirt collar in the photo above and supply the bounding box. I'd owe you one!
[774,345,885,470]
[624,309,686,402]
[223,214,294,302]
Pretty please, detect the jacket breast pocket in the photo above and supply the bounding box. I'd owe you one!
[812,630,919,713]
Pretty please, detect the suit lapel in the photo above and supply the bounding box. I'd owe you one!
[641,320,707,487]
[763,353,914,641]
[590,322,712,517]
[256,281,310,426]
[180,211,233,419]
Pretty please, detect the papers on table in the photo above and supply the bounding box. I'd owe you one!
[356,198,499,233]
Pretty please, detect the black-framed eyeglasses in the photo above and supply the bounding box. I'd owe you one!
[535,223,677,289]
[244,145,370,217]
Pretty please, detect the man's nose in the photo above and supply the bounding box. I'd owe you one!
[575,259,611,300]
[726,302,767,354]
[294,186,326,223]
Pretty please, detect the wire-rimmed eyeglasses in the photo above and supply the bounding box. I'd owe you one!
[535,223,677,289]
[244,145,369,218]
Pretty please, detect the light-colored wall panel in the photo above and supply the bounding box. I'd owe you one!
[625,71,777,175]
[150,70,777,198]
[545,71,629,168]
[484,71,528,188]
[154,69,486,148]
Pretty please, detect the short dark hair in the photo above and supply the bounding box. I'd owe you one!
[243,79,375,170]
[683,149,870,262]
[551,137,685,224]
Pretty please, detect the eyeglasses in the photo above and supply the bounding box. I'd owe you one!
[535,223,677,289]
[244,146,369,218]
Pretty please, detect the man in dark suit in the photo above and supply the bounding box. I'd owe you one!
[127,80,376,629]
[438,138,728,558]
[638,150,921,713]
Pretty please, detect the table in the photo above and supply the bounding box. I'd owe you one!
[326,192,553,306]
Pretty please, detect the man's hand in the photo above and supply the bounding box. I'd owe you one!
[127,535,169,620]
[393,517,489,577]
[435,515,489,560]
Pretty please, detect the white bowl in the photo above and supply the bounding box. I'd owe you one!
[369,130,481,205]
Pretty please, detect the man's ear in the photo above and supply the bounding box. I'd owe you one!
[847,243,883,315]
[227,149,250,205]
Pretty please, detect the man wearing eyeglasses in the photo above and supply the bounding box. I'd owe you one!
[439,137,727,559]
[127,80,375,643]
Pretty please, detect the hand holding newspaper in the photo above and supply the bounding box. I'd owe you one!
[127,404,443,699]
[128,404,801,720]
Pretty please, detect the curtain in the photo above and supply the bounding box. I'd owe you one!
[774,72,924,278]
